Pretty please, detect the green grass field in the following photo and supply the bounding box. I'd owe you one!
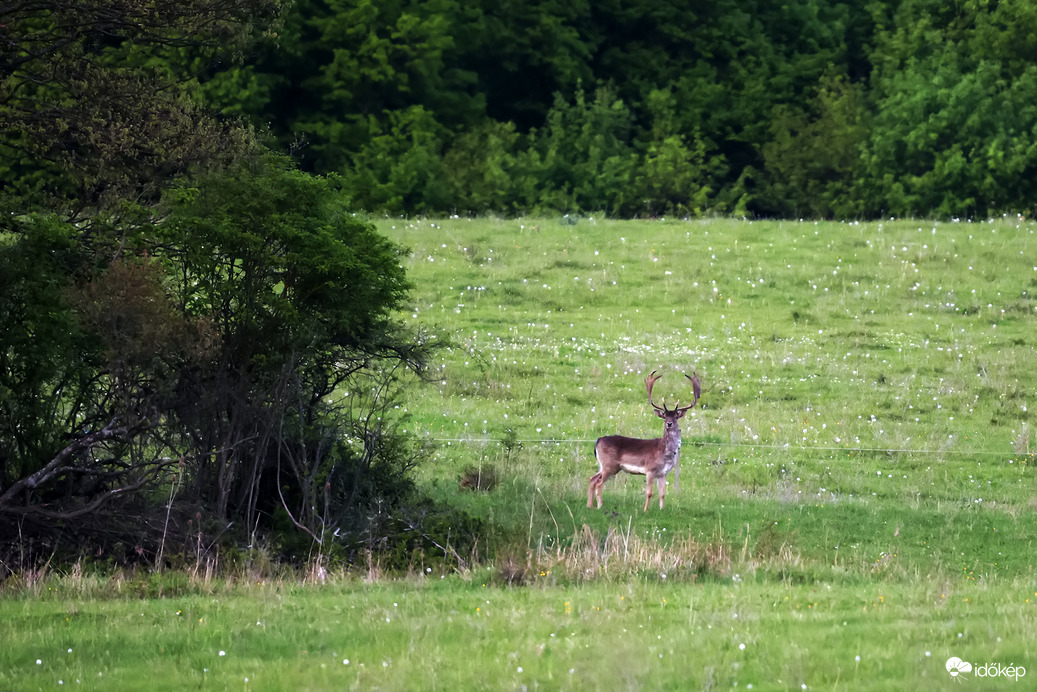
[3,216,1037,690]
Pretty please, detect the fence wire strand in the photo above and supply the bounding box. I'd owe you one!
[427,437,1030,458]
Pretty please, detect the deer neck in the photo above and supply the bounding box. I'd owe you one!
[662,424,681,457]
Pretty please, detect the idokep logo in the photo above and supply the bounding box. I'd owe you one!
[946,657,972,677]
[945,656,1027,682]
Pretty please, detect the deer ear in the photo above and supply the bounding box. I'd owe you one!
[654,408,667,419]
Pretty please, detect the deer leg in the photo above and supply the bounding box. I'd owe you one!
[644,471,654,512]
[591,468,620,509]
[657,476,666,509]
[595,470,614,508]
[587,473,602,508]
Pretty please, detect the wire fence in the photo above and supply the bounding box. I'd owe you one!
[427,437,1031,459]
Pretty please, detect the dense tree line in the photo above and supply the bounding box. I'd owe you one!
[190,0,1037,219]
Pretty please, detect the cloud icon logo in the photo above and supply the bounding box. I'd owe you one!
[946,657,973,677]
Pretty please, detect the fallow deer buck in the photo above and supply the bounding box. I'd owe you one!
[588,371,701,512]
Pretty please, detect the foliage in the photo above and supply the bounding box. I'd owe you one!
[155,154,434,541]
[514,84,636,214]
[0,215,100,492]
[165,0,1037,218]
[440,121,526,214]
[0,156,437,566]
[0,0,284,214]
[861,0,1037,217]
[0,216,204,528]
[0,0,439,569]
[341,106,451,213]
[761,73,868,218]
[625,88,725,217]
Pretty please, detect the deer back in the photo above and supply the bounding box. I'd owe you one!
[595,434,676,477]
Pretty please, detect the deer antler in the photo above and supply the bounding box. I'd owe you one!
[645,370,667,412]
[647,370,702,413]
[673,372,702,413]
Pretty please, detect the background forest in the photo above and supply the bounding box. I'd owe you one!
[196,0,1037,219]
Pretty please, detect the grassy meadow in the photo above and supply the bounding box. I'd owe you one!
[3,216,1037,690]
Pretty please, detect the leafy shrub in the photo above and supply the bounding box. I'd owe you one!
[441,121,524,214]
[342,106,450,213]
[522,84,637,213]
[761,74,867,218]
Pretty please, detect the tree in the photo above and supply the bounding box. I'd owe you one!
[523,84,637,213]
[155,154,435,545]
[1,0,456,570]
[761,73,867,218]
[861,0,1037,217]
[0,220,214,523]
[0,0,284,215]
[0,0,286,545]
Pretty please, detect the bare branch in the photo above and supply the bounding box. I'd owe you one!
[0,415,145,508]
[0,457,179,520]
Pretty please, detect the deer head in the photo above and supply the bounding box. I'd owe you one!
[646,370,701,420]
